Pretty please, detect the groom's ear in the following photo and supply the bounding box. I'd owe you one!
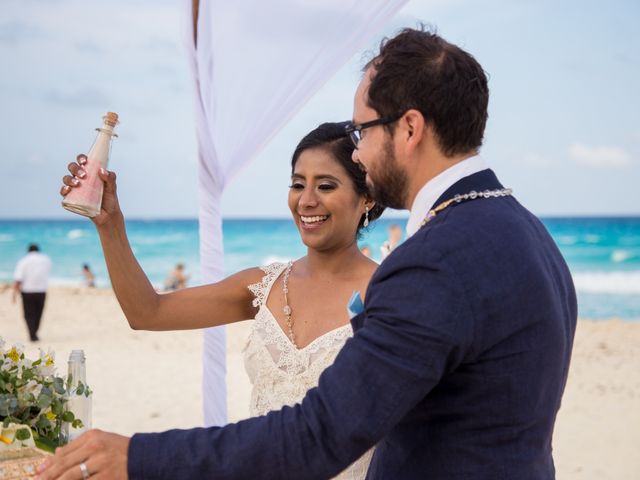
[401,109,426,154]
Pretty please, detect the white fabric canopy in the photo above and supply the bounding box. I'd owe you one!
[184,0,408,426]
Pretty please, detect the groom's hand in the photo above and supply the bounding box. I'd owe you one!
[37,429,130,480]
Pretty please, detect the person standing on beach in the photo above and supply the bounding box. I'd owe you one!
[163,263,189,291]
[12,244,51,342]
[379,223,403,260]
[82,264,96,288]
[41,27,577,480]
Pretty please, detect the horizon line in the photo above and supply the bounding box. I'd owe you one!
[1,214,640,221]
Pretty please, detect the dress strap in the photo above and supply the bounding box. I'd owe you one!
[247,262,288,308]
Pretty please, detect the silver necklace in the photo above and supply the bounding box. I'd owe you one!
[420,188,512,228]
[282,261,296,346]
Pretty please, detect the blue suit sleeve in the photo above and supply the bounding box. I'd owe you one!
[128,241,474,479]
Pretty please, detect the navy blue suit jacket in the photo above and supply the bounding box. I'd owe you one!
[129,169,577,479]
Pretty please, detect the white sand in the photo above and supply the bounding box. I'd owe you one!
[1,287,638,479]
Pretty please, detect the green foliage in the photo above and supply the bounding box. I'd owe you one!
[37,392,53,409]
[61,411,75,422]
[0,340,92,450]
[35,435,57,453]
[52,377,66,395]
[15,427,31,441]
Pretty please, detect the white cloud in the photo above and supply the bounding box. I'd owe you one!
[569,143,631,167]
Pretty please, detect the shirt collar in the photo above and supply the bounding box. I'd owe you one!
[406,154,489,237]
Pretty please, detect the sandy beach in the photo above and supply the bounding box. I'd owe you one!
[1,286,638,479]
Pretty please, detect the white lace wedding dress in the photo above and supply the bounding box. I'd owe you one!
[243,262,374,479]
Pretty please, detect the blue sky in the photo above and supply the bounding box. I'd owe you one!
[1,0,638,219]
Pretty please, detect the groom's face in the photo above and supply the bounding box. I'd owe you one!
[351,69,409,209]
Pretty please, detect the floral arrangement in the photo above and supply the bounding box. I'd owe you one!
[0,338,90,453]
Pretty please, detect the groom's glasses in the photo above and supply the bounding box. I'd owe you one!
[345,113,403,148]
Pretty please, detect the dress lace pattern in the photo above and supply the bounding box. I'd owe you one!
[244,262,374,480]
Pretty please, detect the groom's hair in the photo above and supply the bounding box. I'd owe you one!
[365,25,489,157]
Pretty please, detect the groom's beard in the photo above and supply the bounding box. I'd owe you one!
[367,137,409,210]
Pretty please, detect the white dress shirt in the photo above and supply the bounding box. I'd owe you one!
[14,252,52,293]
[406,155,489,237]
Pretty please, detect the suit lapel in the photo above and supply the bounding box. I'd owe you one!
[350,312,366,332]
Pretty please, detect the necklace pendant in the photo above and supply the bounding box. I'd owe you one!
[283,305,292,316]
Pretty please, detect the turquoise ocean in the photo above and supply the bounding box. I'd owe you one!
[1,217,639,320]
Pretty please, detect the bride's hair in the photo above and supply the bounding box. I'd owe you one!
[291,122,385,234]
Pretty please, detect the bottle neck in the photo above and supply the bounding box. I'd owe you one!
[96,121,117,137]
[68,350,87,385]
[68,361,86,385]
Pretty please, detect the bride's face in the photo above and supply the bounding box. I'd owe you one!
[288,147,366,252]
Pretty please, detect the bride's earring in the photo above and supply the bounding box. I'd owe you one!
[363,206,370,228]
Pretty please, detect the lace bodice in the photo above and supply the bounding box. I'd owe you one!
[244,262,374,480]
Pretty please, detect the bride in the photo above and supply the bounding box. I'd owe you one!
[60,121,384,478]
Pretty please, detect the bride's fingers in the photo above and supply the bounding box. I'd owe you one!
[62,174,80,188]
[76,153,87,165]
[67,162,86,179]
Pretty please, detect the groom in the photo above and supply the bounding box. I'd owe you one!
[39,27,577,479]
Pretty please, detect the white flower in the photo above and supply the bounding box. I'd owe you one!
[22,379,43,397]
[37,348,57,377]
[17,380,43,409]
[0,341,91,450]
[3,343,25,367]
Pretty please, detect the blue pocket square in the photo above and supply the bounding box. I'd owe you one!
[347,291,364,319]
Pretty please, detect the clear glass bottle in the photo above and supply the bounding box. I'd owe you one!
[61,349,92,443]
[62,112,119,217]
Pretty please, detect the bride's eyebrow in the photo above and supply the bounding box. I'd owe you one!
[316,174,342,184]
[290,173,342,184]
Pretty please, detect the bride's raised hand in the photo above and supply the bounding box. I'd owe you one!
[60,153,122,227]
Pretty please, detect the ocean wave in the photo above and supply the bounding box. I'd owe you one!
[67,229,88,240]
[0,271,13,281]
[584,234,601,244]
[261,255,293,266]
[130,234,188,246]
[48,276,85,287]
[558,236,577,245]
[611,249,636,263]
[572,271,640,294]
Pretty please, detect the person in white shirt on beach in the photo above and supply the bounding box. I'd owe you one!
[12,243,52,342]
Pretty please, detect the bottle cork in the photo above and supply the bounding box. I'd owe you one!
[104,112,119,127]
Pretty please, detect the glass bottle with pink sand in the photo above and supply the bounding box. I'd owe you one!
[62,112,119,217]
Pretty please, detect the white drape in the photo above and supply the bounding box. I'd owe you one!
[184,0,408,426]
